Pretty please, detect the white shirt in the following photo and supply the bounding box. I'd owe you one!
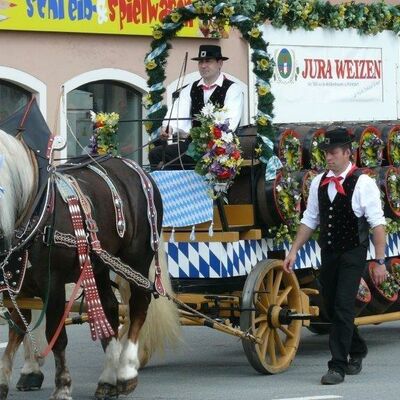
[164,73,243,137]
[301,162,386,230]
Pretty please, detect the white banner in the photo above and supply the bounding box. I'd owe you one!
[256,26,399,123]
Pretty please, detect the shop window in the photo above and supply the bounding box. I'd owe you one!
[0,80,31,122]
[67,81,143,164]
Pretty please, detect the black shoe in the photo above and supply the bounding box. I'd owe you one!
[345,357,363,375]
[321,369,344,385]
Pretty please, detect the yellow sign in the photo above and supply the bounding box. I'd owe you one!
[0,0,217,37]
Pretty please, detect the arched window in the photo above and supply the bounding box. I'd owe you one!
[0,80,31,122]
[66,80,143,163]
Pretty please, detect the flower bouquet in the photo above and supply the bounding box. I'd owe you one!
[89,111,120,156]
[187,103,243,199]
[278,129,302,172]
[358,129,384,168]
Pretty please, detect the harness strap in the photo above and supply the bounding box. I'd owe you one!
[55,173,114,341]
[122,159,166,296]
[87,164,126,238]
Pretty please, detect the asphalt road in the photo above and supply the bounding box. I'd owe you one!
[1,321,400,400]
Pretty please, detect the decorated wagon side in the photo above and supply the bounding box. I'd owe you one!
[142,0,400,375]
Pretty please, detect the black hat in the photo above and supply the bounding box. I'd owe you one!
[318,127,354,150]
[191,45,229,61]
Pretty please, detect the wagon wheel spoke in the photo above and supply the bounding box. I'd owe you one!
[271,270,283,302]
[255,321,268,339]
[255,300,268,315]
[276,286,293,306]
[267,330,277,365]
[279,324,294,339]
[266,270,274,303]
[254,315,268,325]
[259,327,271,357]
[259,280,270,307]
[274,330,287,356]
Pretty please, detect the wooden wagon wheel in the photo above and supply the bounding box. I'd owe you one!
[240,259,302,374]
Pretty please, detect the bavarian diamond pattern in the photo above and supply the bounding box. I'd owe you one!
[166,239,269,278]
[151,171,213,227]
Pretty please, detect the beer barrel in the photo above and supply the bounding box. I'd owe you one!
[293,169,318,212]
[353,125,384,168]
[379,124,400,167]
[236,124,257,160]
[376,165,400,218]
[291,126,327,171]
[256,170,301,228]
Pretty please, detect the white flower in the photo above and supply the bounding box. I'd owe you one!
[312,141,318,146]
[390,174,397,182]
[276,185,282,192]
[213,110,228,125]
[219,155,229,164]
[201,103,215,118]
[221,132,233,143]
[214,182,228,192]
[90,110,97,123]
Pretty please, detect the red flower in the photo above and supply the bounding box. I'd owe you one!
[213,127,222,139]
[207,140,215,148]
[215,147,225,155]
[218,170,231,180]
[95,122,105,128]
[231,150,241,160]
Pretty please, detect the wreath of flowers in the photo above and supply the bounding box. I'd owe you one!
[279,131,302,172]
[359,131,384,168]
[89,111,120,156]
[387,128,400,167]
[386,168,400,214]
[378,273,400,299]
[267,171,301,244]
[310,133,326,171]
[187,103,243,199]
[356,278,371,303]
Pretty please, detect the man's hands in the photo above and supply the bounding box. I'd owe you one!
[371,263,388,286]
[160,126,173,141]
[283,250,297,274]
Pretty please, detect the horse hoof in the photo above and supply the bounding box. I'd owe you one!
[0,384,8,400]
[16,371,44,391]
[95,382,118,399]
[117,377,138,396]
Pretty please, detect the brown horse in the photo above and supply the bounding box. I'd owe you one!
[0,129,179,400]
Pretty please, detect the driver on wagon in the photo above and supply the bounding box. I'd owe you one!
[149,44,243,170]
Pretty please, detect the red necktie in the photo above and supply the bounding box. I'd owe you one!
[321,175,346,195]
[202,83,217,91]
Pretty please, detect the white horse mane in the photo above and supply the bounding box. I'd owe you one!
[0,129,35,245]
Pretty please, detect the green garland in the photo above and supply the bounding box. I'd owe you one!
[144,0,400,181]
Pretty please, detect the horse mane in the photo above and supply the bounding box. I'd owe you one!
[0,129,35,245]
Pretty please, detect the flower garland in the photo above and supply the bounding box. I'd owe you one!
[359,131,384,168]
[89,111,120,156]
[187,103,243,199]
[144,0,400,184]
[279,132,302,172]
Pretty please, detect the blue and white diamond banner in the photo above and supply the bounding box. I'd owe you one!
[166,239,269,278]
[151,171,213,227]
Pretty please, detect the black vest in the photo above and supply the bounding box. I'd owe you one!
[318,169,369,252]
[190,78,234,128]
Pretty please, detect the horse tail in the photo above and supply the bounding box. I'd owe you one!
[117,232,181,367]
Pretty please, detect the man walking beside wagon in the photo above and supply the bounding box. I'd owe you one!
[283,127,387,385]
